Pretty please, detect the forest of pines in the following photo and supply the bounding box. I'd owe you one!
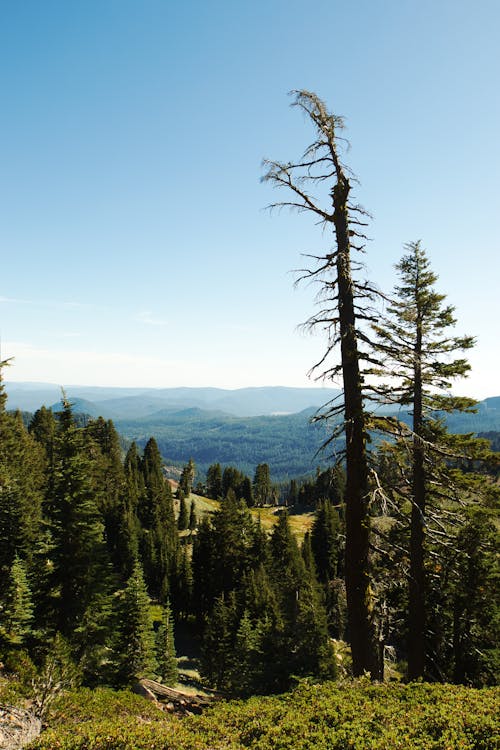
[0,93,498,718]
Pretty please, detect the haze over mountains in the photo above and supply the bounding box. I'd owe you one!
[5,382,500,481]
[4,383,343,419]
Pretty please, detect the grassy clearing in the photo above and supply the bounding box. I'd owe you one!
[178,493,316,545]
[250,506,315,543]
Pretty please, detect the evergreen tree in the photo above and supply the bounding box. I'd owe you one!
[170,546,192,621]
[222,466,245,499]
[311,500,341,584]
[370,241,479,679]
[240,475,254,507]
[268,511,335,683]
[450,509,499,685]
[139,437,167,529]
[188,498,197,531]
[42,398,113,652]
[241,565,280,626]
[0,555,34,649]
[253,463,271,506]
[113,561,157,685]
[192,516,218,624]
[177,494,189,530]
[155,600,178,685]
[85,418,130,577]
[288,479,299,506]
[29,406,57,496]
[140,438,178,600]
[200,592,238,689]
[124,442,145,517]
[301,531,315,575]
[116,442,143,579]
[248,515,270,569]
[179,458,196,497]
[206,462,222,499]
[212,492,256,596]
[0,365,44,574]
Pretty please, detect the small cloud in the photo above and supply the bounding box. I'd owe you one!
[0,295,31,304]
[135,310,169,327]
[0,296,96,310]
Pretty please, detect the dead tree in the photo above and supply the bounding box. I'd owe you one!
[263,90,381,678]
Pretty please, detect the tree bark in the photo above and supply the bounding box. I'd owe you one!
[408,323,426,679]
[333,178,379,678]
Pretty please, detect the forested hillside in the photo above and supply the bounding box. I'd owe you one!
[1,372,498,698]
[115,407,331,481]
[7,387,500,482]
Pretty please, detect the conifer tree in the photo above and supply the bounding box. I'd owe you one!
[42,398,113,648]
[114,442,143,579]
[268,511,335,682]
[192,516,218,624]
[124,442,145,516]
[288,479,299,506]
[0,555,34,649]
[140,438,178,600]
[221,466,246,499]
[301,531,315,574]
[85,418,130,576]
[311,499,342,584]
[200,592,238,689]
[253,463,271,506]
[206,462,222,499]
[240,565,279,626]
[0,364,44,573]
[269,511,305,587]
[228,610,261,696]
[29,406,57,496]
[177,494,189,530]
[140,438,167,529]
[450,510,499,685]
[179,458,196,497]
[212,491,255,596]
[188,498,197,530]
[170,546,192,621]
[240,476,254,507]
[370,241,481,679]
[114,561,157,685]
[155,600,178,685]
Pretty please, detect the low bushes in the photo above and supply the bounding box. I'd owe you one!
[24,680,500,750]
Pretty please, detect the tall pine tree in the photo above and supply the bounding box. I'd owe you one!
[370,241,481,679]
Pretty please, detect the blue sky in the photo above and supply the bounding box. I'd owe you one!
[1,0,498,397]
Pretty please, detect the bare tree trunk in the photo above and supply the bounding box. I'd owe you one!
[408,327,426,679]
[263,91,380,678]
[333,178,379,678]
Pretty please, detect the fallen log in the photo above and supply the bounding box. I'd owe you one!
[135,679,219,714]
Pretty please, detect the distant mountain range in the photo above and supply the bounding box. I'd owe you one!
[5,382,500,482]
[4,383,343,418]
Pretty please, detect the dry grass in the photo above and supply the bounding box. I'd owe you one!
[176,491,315,544]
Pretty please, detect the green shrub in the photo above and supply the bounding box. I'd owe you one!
[26,681,500,750]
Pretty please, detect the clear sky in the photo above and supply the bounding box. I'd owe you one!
[1,0,498,397]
